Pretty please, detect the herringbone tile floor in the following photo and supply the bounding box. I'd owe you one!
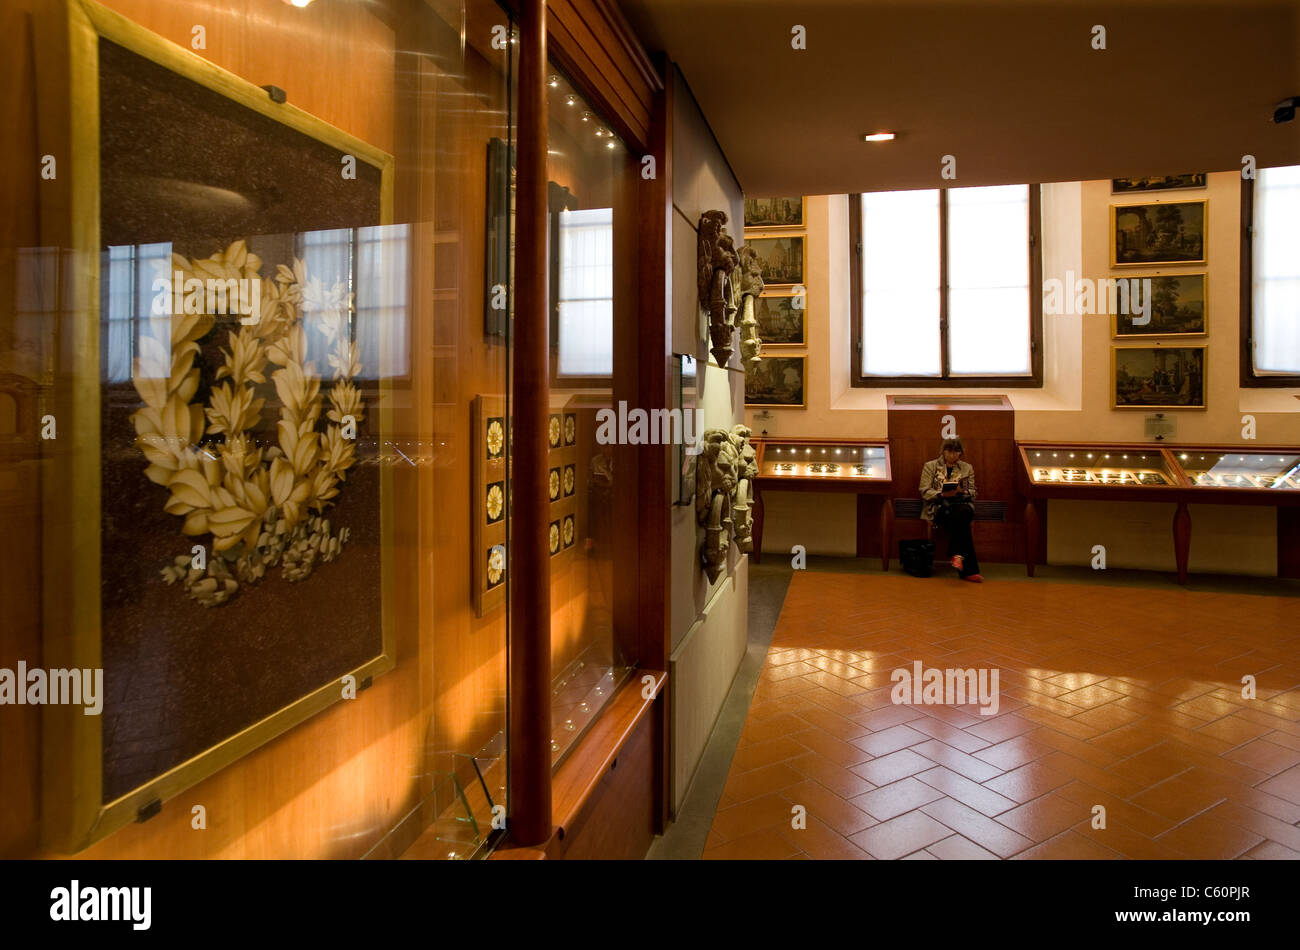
[703,571,1300,860]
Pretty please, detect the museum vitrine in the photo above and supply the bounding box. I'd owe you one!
[755,439,892,481]
[1176,450,1300,490]
[1020,446,1179,487]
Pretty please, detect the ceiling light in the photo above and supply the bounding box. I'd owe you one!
[548,76,560,88]
[581,111,592,122]
[862,131,895,142]
[565,95,577,106]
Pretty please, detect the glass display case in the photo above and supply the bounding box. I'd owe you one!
[1021,446,1177,487]
[757,440,891,480]
[1176,451,1300,490]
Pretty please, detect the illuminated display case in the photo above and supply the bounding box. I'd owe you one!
[1177,451,1300,491]
[756,440,891,481]
[1021,446,1178,487]
[1016,441,1300,584]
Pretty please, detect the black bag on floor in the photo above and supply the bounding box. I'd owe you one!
[899,539,935,578]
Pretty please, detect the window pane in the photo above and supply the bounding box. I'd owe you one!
[1254,164,1300,374]
[947,184,1031,375]
[557,206,613,376]
[859,190,940,375]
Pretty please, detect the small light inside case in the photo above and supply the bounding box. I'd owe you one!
[862,131,896,142]
[548,76,560,87]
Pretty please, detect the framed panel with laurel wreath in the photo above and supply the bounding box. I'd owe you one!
[37,0,396,852]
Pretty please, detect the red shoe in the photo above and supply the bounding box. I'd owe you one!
[950,555,963,571]
[962,573,984,583]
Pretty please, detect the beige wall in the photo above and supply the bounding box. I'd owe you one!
[745,173,1300,573]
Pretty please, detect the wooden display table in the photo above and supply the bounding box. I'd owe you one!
[750,436,894,569]
[1016,442,1300,583]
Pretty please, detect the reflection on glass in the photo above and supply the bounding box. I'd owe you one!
[761,442,888,478]
[1179,452,1300,490]
[1026,448,1173,485]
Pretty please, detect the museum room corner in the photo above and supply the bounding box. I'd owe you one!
[2,0,1300,904]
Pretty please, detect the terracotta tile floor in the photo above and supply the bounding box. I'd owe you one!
[703,571,1300,860]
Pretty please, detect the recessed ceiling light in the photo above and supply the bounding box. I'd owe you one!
[862,131,896,142]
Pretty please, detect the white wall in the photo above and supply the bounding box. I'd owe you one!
[668,68,749,813]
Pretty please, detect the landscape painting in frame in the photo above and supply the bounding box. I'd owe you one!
[1113,275,1207,338]
[1112,346,1207,409]
[754,293,806,345]
[746,235,805,286]
[44,0,395,850]
[1112,173,1206,194]
[744,196,804,229]
[746,356,807,408]
[1112,201,1206,266]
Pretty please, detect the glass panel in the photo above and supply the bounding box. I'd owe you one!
[546,70,637,766]
[947,184,1031,376]
[1023,447,1174,486]
[859,190,941,376]
[1178,451,1300,489]
[761,442,889,478]
[1253,164,1300,374]
[11,0,516,857]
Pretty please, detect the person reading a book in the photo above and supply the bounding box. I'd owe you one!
[919,438,982,582]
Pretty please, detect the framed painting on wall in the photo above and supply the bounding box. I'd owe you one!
[744,196,805,229]
[1111,201,1207,266]
[37,0,396,851]
[754,293,807,346]
[745,235,805,287]
[1111,174,1207,194]
[746,355,807,408]
[1112,345,1207,409]
[1112,274,1207,338]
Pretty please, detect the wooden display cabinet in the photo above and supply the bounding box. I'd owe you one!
[750,436,894,568]
[1017,442,1300,583]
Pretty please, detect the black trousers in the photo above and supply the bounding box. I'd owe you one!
[935,502,980,577]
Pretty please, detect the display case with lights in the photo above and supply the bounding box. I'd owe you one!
[1016,441,1300,583]
[750,437,894,567]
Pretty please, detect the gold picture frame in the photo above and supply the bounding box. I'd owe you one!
[744,234,806,288]
[36,0,396,852]
[754,292,807,347]
[745,355,807,408]
[1110,274,1208,340]
[1111,345,1207,410]
[744,196,805,230]
[1111,200,1207,267]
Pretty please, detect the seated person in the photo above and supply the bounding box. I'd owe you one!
[919,438,983,583]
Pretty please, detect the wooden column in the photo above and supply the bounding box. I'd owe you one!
[1173,502,1191,585]
[508,0,552,847]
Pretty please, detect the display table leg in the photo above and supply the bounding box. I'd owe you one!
[1173,501,1191,585]
[1024,499,1038,577]
[880,496,894,571]
[751,482,764,565]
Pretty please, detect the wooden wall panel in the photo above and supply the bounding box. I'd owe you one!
[3,0,515,858]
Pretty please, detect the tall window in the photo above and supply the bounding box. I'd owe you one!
[849,184,1042,386]
[1243,165,1300,385]
[555,206,614,378]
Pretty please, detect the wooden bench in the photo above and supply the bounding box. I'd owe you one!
[888,498,1007,566]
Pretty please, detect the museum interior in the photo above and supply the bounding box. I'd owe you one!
[1,0,1299,862]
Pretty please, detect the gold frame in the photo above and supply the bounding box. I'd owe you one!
[1111,345,1208,411]
[744,195,806,230]
[754,291,808,347]
[744,233,806,289]
[1110,273,1208,340]
[1110,200,1208,267]
[745,355,808,409]
[37,0,396,852]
